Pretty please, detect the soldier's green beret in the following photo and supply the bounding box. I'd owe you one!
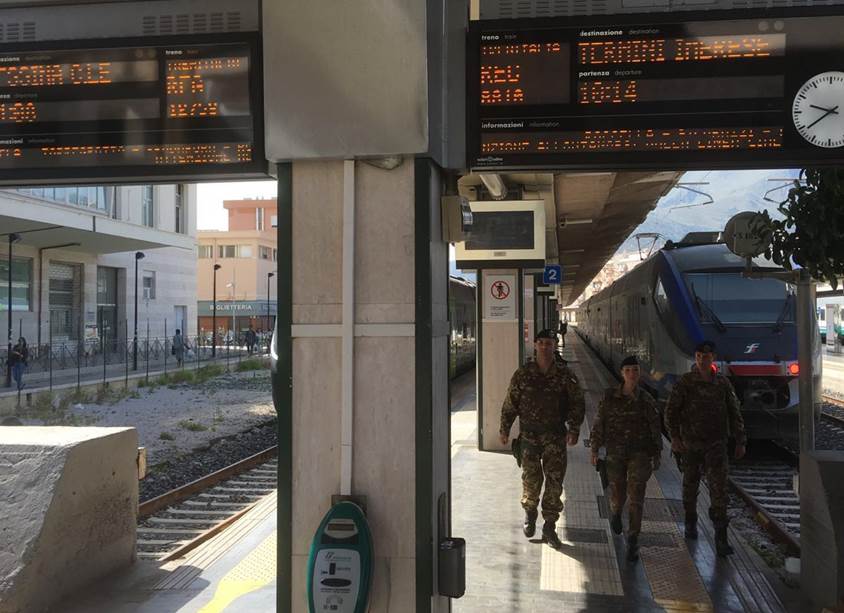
[535,329,557,341]
[695,340,716,353]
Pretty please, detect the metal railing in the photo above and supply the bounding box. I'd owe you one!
[1,318,270,392]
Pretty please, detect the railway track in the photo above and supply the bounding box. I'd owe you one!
[727,396,844,555]
[136,446,278,561]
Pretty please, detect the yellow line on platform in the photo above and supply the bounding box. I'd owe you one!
[198,530,277,613]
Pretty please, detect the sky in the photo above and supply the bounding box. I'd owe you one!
[196,180,278,230]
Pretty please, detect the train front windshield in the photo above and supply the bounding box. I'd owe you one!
[685,273,795,325]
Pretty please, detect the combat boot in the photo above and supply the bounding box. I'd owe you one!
[715,523,734,557]
[523,509,538,538]
[542,521,562,549]
[609,512,623,535]
[626,535,639,562]
[684,513,698,540]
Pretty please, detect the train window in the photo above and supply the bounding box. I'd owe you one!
[653,278,669,316]
[685,273,793,324]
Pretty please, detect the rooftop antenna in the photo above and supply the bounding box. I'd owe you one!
[668,182,714,212]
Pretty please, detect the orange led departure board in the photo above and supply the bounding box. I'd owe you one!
[469,9,844,169]
[0,33,264,184]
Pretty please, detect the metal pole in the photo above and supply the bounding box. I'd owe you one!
[133,256,139,370]
[145,319,150,383]
[102,326,107,386]
[212,266,218,358]
[48,311,52,394]
[164,319,168,376]
[797,269,816,453]
[124,319,128,388]
[6,236,12,387]
[226,329,230,371]
[267,273,272,353]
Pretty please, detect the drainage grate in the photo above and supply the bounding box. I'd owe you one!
[562,527,608,544]
[643,497,675,522]
[597,495,610,519]
[665,499,686,521]
[639,531,681,549]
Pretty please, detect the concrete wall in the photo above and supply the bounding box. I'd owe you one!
[288,159,449,612]
[0,426,138,613]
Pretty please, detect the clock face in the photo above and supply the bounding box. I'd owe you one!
[792,72,844,148]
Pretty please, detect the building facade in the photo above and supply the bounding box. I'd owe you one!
[0,184,197,353]
[197,198,277,338]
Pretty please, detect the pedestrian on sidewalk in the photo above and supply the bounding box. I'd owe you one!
[172,329,188,368]
[558,319,568,348]
[499,329,585,549]
[9,337,28,391]
[590,355,662,562]
[245,324,257,356]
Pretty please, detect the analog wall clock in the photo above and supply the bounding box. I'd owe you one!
[792,72,844,148]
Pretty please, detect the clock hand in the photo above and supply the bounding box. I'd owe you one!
[809,104,840,114]
[806,109,835,130]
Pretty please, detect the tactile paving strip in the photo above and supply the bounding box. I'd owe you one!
[642,546,713,610]
[643,497,675,522]
[638,532,680,549]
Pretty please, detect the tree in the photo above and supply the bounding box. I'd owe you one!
[757,168,844,289]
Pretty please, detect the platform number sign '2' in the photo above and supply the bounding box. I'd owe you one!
[544,265,562,285]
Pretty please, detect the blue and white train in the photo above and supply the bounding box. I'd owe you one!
[577,233,821,441]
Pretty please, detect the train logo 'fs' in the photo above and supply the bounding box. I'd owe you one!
[744,343,760,354]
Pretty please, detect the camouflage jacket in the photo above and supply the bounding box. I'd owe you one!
[665,367,747,448]
[591,385,663,457]
[499,360,585,440]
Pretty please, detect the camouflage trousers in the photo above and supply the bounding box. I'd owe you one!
[520,434,567,523]
[681,442,729,525]
[606,452,653,538]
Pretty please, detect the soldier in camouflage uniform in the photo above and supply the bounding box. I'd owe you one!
[499,329,586,549]
[591,355,662,562]
[666,340,746,557]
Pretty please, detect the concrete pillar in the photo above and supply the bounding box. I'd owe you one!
[478,269,521,451]
[279,159,450,612]
[800,451,844,608]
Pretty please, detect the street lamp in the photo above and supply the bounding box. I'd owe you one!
[5,232,20,388]
[266,271,275,352]
[212,263,221,357]
[133,251,145,371]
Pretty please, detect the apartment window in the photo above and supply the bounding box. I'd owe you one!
[271,215,278,228]
[142,271,156,300]
[259,246,271,260]
[219,245,236,258]
[175,185,185,234]
[273,248,277,262]
[256,208,264,231]
[198,245,213,258]
[142,186,155,227]
[237,245,253,258]
[0,257,31,311]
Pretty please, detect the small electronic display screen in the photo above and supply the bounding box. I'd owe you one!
[468,10,844,169]
[465,211,535,250]
[0,33,264,183]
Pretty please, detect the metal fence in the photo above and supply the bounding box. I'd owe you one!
[0,317,270,392]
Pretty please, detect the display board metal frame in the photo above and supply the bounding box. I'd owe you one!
[468,7,844,170]
[0,30,266,185]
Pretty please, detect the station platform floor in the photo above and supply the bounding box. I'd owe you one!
[57,332,818,613]
[62,491,277,613]
[451,333,815,613]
